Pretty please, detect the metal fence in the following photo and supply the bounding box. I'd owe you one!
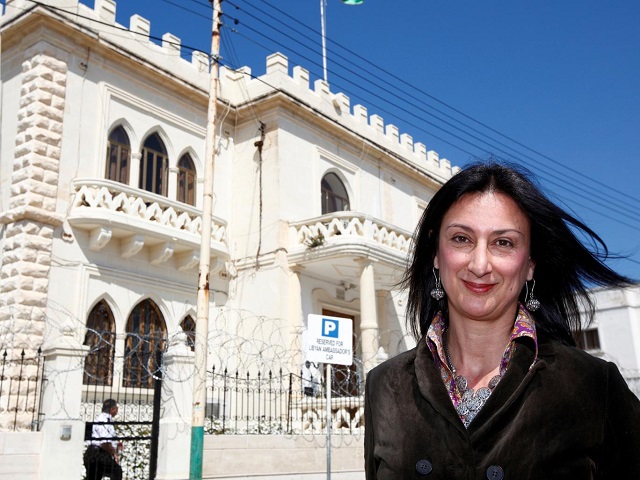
[81,353,162,480]
[0,349,45,431]
[204,365,365,435]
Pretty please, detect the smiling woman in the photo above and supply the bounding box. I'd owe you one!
[364,162,640,479]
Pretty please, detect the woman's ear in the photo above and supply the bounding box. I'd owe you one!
[434,255,439,269]
[527,258,535,281]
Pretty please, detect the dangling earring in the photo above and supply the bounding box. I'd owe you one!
[525,279,540,312]
[430,268,445,300]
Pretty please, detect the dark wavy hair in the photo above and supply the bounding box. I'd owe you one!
[402,161,633,345]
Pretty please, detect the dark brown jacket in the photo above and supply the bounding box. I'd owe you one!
[364,334,640,479]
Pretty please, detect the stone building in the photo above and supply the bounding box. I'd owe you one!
[0,1,638,479]
[0,0,454,478]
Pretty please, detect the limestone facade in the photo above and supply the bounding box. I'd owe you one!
[0,0,638,478]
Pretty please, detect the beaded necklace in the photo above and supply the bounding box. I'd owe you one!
[443,331,503,428]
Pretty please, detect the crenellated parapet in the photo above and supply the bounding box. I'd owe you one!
[1,0,211,91]
[219,53,458,181]
[2,1,457,181]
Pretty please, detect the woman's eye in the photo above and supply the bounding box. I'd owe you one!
[452,235,469,243]
[495,239,513,248]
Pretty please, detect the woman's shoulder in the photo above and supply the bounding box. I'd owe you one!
[541,335,627,382]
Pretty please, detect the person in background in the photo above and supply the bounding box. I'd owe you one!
[365,162,640,479]
[84,398,123,480]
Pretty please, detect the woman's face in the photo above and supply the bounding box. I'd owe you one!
[434,191,535,325]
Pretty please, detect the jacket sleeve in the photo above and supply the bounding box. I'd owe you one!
[601,361,640,479]
[364,369,378,480]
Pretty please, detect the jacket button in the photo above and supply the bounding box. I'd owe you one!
[415,459,432,475]
[486,465,504,480]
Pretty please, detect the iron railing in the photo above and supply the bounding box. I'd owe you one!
[0,348,45,431]
[205,366,365,435]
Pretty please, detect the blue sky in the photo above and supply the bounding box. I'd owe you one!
[4,0,639,278]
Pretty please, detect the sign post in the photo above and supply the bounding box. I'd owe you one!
[304,314,353,480]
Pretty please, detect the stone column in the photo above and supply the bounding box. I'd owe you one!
[155,333,194,480]
[288,266,304,371]
[357,259,379,373]
[167,166,179,200]
[39,334,89,480]
[130,152,142,189]
[375,290,390,366]
[0,46,67,357]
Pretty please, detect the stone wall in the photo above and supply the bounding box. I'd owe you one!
[203,434,365,479]
[0,47,67,429]
[0,431,42,480]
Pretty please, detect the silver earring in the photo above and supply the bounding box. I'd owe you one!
[525,280,540,312]
[430,268,445,300]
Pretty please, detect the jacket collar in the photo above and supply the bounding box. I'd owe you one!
[414,332,551,439]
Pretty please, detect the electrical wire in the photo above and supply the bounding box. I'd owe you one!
[217,2,640,237]
[8,0,640,266]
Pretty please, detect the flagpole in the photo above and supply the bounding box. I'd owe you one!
[320,0,328,82]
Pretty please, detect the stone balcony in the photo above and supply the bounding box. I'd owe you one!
[288,212,413,286]
[67,179,229,270]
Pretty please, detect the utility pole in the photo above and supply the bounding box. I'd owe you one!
[190,0,221,478]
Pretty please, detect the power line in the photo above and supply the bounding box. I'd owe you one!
[220,5,640,230]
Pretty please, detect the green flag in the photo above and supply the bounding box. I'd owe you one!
[341,0,363,5]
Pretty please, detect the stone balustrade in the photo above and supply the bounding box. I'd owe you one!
[68,179,228,261]
[289,212,412,256]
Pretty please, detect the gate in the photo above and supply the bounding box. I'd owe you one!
[82,353,163,480]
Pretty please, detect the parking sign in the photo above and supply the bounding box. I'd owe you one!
[304,314,353,366]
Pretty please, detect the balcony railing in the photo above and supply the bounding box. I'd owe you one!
[289,212,412,255]
[68,179,228,258]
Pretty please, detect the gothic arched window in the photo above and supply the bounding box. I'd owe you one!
[106,126,130,184]
[139,133,168,196]
[123,299,167,388]
[321,172,350,214]
[83,300,116,386]
[177,154,197,206]
[180,315,196,352]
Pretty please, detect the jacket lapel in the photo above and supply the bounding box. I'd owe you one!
[468,335,555,442]
[414,338,468,437]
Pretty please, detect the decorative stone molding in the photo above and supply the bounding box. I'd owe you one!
[69,180,227,244]
[290,212,411,255]
[0,50,68,353]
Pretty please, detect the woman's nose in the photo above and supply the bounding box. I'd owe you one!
[468,246,491,276]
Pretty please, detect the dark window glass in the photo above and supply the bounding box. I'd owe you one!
[83,301,116,386]
[139,134,168,196]
[105,126,130,184]
[177,154,196,206]
[576,328,601,350]
[321,172,350,214]
[180,316,196,352]
[124,299,167,388]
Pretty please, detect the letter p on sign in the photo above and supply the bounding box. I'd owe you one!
[322,318,339,338]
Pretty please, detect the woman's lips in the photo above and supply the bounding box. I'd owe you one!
[463,281,495,294]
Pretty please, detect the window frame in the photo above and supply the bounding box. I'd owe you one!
[105,126,131,184]
[139,134,169,196]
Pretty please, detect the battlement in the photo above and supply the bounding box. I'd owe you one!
[2,0,211,90]
[220,53,456,180]
[2,0,457,180]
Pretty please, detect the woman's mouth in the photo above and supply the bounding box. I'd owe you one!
[463,281,495,294]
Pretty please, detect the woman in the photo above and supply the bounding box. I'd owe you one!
[364,162,640,479]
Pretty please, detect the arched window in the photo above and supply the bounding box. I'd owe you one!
[124,299,167,388]
[139,133,168,196]
[177,154,197,206]
[105,126,130,184]
[321,172,350,214]
[83,301,116,386]
[180,315,196,352]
